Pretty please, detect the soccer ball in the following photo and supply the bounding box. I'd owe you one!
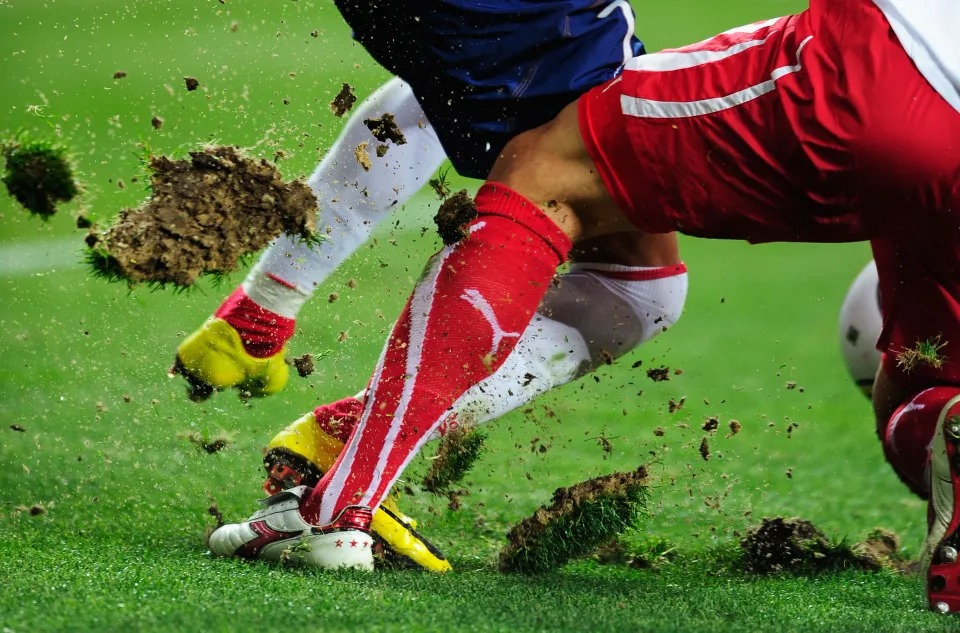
[838,260,882,398]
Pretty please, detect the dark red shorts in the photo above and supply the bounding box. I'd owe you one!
[579,0,960,390]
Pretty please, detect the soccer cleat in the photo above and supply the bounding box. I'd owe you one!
[921,394,960,614]
[172,318,289,401]
[263,411,453,573]
[208,485,374,570]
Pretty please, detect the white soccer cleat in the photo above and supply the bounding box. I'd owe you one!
[208,486,374,571]
[921,395,960,614]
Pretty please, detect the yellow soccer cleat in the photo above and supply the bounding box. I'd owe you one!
[172,318,289,401]
[263,412,453,573]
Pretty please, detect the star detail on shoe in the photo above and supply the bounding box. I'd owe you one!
[335,539,343,548]
[350,539,358,548]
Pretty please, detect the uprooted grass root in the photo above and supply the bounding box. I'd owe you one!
[2,139,79,218]
[85,145,319,288]
[499,466,648,574]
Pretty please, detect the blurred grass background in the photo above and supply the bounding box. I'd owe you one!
[1,1,938,631]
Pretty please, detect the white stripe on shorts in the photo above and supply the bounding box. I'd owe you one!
[621,35,813,119]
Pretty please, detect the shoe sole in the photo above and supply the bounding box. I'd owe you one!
[923,394,960,614]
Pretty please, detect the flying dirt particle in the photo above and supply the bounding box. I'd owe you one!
[364,113,406,145]
[151,116,164,130]
[653,427,665,437]
[310,30,319,38]
[208,499,225,528]
[727,419,742,437]
[180,430,232,454]
[599,349,614,365]
[447,492,463,512]
[85,146,318,288]
[702,417,719,433]
[30,504,46,516]
[75,214,93,229]
[699,437,711,461]
[499,466,649,574]
[328,293,339,303]
[376,144,388,158]
[184,76,199,91]
[122,394,132,403]
[354,142,372,171]
[113,71,127,80]
[647,366,670,382]
[330,83,356,117]
[2,139,79,219]
[668,397,685,413]
[785,468,793,479]
[674,368,683,376]
[292,353,315,377]
[631,359,643,369]
[741,517,903,574]
[786,422,798,437]
[434,190,478,245]
[592,434,614,457]
[337,331,349,342]
[786,381,797,390]
[10,424,25,432]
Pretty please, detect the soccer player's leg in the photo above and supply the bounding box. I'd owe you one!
[172,78,446,400]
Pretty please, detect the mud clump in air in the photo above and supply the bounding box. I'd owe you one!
[330,83,357,117]
[2,140,79,219]
[499,466,648,574]
[364,113,406,145]
[85,146,318,288]
[422,421,486,494]
[292,353,315,377]
[434,190,478,245]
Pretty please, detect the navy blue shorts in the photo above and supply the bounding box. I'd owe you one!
[334,0,643,178]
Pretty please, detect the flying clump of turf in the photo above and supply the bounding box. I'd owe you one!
[85,145,320,288]
[2,139,79,219]
[422,422,487,494]
[499,466,649,574]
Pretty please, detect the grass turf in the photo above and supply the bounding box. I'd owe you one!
[0,0,951,631]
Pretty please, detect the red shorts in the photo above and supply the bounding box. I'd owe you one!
[579,0,960,244]
[579,0,960,391]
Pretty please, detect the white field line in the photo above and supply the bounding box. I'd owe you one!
[0,236,83,276]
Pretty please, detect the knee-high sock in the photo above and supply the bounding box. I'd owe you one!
[879,386,960,498]
[301,183,572,524]
[313,263,688,441]
[228,77,445,338]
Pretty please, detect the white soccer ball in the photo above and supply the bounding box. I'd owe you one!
[838,260,882,398]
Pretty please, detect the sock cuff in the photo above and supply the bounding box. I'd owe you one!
[215,286,295,358]
[475,182,573,261]
[570,262,688,281]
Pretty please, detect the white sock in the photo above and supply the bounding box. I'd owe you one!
[451,263,689,426]
[243,77,447,317]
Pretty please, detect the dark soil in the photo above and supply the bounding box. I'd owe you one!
[292,353,315,377]
[646,366,670,382]
[740,517,907,574]
[434,190,477,245]
[363,113,406,145]
[499,466,648,574]
[86,146,317,287]
[2,140,79,218]
[330,83,356,117]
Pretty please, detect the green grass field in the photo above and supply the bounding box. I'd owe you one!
[1,1,952,631]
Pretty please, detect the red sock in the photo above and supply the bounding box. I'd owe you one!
[301,183,572,524]
[880,386,960,499]
[214,286,294,358]
[313,397,365,443]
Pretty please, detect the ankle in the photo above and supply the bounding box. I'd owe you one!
[215,286,295,358]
